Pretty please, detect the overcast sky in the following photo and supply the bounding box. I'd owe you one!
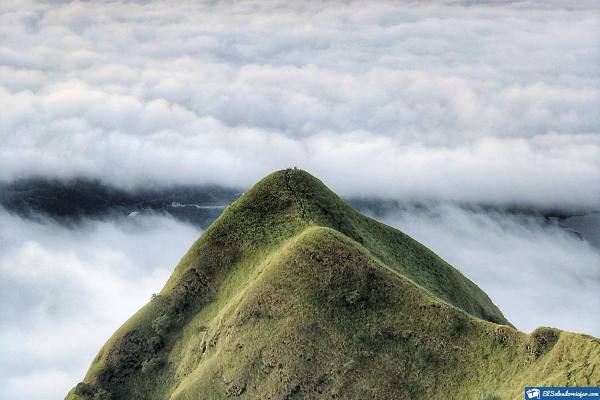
[1,0,599,209]
[1,1,599,399]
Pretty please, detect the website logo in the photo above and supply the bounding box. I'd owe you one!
[524,387,600,399]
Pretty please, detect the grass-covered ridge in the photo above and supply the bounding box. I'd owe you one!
[66,169,600,400]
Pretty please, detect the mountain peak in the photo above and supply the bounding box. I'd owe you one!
[66,170,600,400]
[226,169,508,324]
[235,168,338,221]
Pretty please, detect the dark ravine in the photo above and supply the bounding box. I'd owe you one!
[65,169,599,400]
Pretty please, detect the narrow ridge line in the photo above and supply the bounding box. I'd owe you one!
[284,168,309,222]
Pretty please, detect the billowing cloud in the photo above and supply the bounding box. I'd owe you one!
[377,204,600,336]
[0,0,599,209]
[0,209,200,400]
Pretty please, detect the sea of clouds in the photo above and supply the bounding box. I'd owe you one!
[378,205,600,336]
[0,210,200,400]
[1,1,599,399]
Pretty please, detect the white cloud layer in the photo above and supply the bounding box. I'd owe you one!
[0,210,200,400]
[378,204,600,336]
[1,0,599,209]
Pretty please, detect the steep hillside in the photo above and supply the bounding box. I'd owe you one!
[66,169,599,400]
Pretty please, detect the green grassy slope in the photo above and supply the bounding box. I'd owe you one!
[66,169,600,400]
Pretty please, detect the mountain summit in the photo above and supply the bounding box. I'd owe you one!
[67,169,599,400]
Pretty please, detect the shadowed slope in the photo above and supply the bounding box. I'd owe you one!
[66,170,599,400]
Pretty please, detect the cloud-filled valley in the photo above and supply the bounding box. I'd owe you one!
[1,203,599,400]
[0,210,201,400]
[377,205,600,336]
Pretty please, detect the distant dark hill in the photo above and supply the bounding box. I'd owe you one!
[65,169,599,400]
[3,178,597,251]
[0,178,240,228]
